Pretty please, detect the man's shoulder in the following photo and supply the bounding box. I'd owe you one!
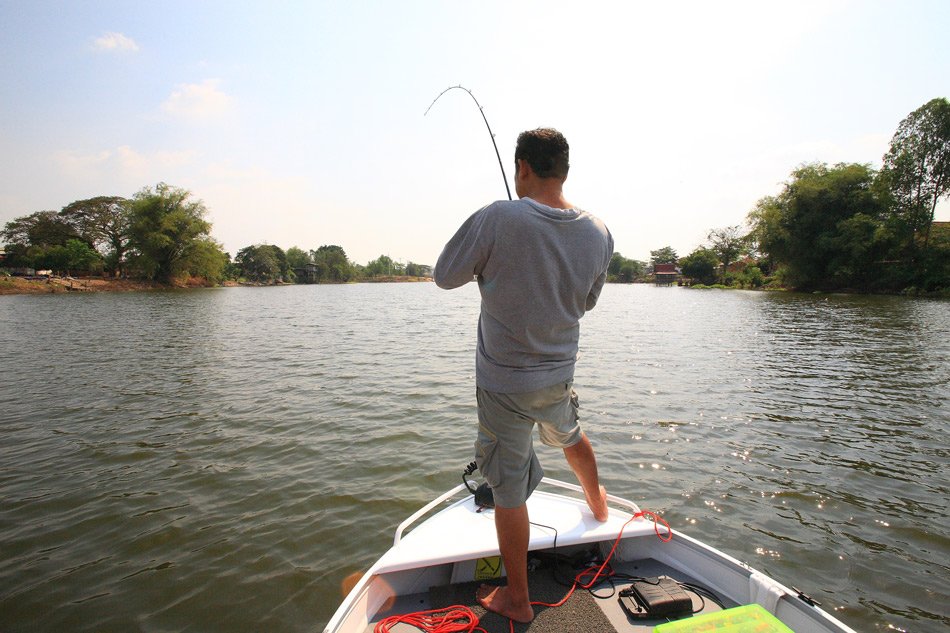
[481,199,607,235]
[471,199,532,225]
[582,209,609,231]
[482,198,530,213]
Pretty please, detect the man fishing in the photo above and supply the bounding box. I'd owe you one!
[433,127,613,623]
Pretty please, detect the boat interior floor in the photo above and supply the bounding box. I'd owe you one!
[367,555,738,633]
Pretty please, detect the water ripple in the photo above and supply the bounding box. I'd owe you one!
[1,285,947,632]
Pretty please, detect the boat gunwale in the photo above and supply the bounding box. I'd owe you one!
[323,478,859,633]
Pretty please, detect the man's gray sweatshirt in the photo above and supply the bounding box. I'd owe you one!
[433,197,613,393]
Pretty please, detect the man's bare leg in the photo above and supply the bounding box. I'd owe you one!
[476,503,534,622]
[564,433,609,521]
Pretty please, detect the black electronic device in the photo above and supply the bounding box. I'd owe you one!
[618,576,693,620]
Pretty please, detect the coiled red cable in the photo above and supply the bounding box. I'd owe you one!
[373,605,488,633]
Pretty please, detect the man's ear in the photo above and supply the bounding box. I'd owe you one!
[515,159,532,180]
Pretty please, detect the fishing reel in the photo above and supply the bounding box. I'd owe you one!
[462,461,495,509]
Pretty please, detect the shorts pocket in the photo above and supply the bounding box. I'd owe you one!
[475,427,502,489]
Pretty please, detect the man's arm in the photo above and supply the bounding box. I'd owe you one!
[585,231,614,310]
[586,270,607,310]
[433,206,491,289]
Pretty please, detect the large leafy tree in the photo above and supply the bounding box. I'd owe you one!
[59,196,132,276]
[746,162,886,290]
[649,246,678,266]
[37,239,101,276]
[2,210,84,269]
[364,254,399,278]
[2,210,81,248]
[312,245,353,282]
[183,238,228,283]
[235,244,286,282]
[608,252,645,283]
[285,246,312,270]
[680,247,719,285]
[707,225,747,271]
[880,97,950,249]
[404,261,429,277]
[127,183,218,283]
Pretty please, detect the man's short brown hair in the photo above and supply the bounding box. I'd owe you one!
[515,128,570,180]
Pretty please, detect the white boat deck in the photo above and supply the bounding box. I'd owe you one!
[324,479,857,633]
[376,484,665,575]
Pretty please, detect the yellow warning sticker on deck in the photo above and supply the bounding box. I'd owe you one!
[474,556,502,580]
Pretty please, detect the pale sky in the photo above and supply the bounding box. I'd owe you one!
[1,0,948,266]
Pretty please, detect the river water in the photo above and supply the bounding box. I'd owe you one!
[0,284,947,632]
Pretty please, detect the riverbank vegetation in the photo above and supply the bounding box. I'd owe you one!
[3,99,947,296]
[1,184,431,289]
[610,98,950,296]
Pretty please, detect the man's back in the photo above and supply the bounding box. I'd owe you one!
[434,196,613,393]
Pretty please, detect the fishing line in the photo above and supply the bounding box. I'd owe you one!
[424,85,512,200]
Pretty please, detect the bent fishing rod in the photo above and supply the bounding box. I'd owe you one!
[424,85,512,200]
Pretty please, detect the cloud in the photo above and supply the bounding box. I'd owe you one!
[92,32,139,52]
[161,79,234,121]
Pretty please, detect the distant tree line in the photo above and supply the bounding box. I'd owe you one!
[227,245,430,284]
[1,184,433,286]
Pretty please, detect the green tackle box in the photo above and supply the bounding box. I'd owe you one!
[654,603,794,633]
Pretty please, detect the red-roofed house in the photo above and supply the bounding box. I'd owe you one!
[653,263,679,285]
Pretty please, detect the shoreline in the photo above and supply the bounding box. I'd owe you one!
[0,276,172,295]
[4,275,945,298]
[0,275,433,295]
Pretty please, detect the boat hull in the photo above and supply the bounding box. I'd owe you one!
[323,478,855,633]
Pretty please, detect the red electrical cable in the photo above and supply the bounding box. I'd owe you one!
[532,509,672,609]
[373,605,489,633]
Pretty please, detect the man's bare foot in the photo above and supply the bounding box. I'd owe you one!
[476,584,534,623]
[586,485,609,522]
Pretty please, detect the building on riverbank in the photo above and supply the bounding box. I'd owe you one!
[653,263,679,285]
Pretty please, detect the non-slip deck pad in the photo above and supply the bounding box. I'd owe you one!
[429,571,615,633]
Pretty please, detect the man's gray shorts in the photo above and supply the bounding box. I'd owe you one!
[475,381,582,509]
